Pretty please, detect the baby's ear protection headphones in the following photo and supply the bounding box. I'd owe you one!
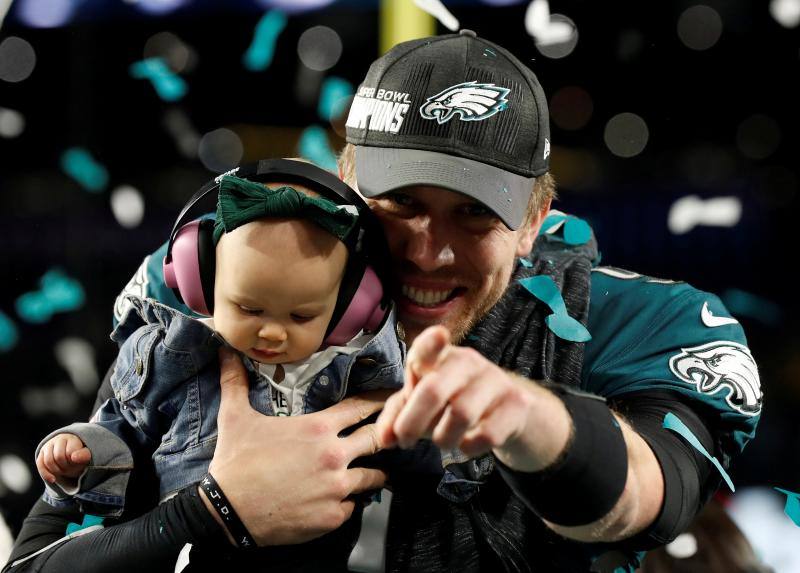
[162,159,390,346]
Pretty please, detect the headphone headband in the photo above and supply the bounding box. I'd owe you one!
[167,159,368,259]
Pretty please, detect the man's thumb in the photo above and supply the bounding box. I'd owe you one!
[218,347,251,428]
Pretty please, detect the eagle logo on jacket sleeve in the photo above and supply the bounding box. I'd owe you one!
[669,341,762,416]
[419,81,510,124]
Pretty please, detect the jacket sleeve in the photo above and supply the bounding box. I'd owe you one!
[35,420,134,517]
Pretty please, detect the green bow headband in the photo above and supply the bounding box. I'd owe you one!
[212,175,360,245]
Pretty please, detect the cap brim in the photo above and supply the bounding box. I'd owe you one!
[355,146,535,230]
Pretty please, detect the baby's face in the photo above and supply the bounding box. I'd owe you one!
[213,213,348,364]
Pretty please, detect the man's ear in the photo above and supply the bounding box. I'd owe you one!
[515,197,552,257]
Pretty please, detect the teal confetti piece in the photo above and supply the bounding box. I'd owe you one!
[541,213,568,234]
[518,275,591,342]
[318,76,353,122]
[663,412,735,491]
[775,488,800,527]
[60,147,109,192]
[15,269,85,324]
[66,514,104,535]
[130,58,187,102]
[15,292,52,324]
[298,125,337,172]
[541,213,592,246]
[243,10,287,71]
[518,257,533,268]
[466,334,480,341]
[563,218,592,246]
[0,311,18,352]
[41,269,85,312]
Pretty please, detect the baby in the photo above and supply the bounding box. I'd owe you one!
[34,163,407,519]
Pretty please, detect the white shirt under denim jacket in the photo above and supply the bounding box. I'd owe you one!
[35,294,417,518]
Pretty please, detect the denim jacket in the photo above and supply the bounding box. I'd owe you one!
[38,295,406,516]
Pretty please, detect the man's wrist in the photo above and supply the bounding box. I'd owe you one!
[197,483,238,547]
[496,388,629,526]
[492,376,572,472]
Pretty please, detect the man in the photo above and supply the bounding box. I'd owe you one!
[5,31,760,572]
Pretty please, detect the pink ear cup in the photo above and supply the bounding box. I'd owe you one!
[162,220,211,316]
[324,266,386,346]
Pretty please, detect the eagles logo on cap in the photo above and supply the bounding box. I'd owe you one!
[419,81,510,125]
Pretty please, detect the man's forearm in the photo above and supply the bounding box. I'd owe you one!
[544,415,664,542]
[494,379,664,543]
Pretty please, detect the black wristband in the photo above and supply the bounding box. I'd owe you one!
[198,473,256,549]
[496,388,628,526]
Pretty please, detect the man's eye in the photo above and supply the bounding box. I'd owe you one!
[387,193,413,207]
[291,314,315,323]
[462,203,492,217]
[239,306,262,316]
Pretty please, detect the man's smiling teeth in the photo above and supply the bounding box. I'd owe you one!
[402,285,455,306]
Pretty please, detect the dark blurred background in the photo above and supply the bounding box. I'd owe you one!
[1,0,798,567]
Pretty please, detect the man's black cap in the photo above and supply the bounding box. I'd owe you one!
[346,30,551,229]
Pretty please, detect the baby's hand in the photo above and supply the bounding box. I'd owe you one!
[36,433,91,485]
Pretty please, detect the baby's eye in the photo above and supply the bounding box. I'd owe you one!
[291,314,315,323]
[239,306,262,316]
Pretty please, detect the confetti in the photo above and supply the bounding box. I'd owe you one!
[413,0,459,31]
[66,514,104,535]
[518,275,591,342]
[668,195,742,235]
[60,147,109,192]
[525,0,574,45]
[243,10,287,71]
[318,76,353,122]
[0,310,18,352]
[0,455,31,494]
[16,269,85,324]
[541,212,592,245]
[663,412,735,491]
[298,125,337,172]
[129,57,187,101]
[563,218,592,246]
[774,487,800,527]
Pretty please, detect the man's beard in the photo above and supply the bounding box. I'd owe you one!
[444,263,515,345]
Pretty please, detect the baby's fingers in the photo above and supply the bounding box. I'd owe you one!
[35,450,56,484]
[70,447,91,466]
[42,443,65,479]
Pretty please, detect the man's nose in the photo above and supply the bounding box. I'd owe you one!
[258,321,287,342]
[403,218,455,272]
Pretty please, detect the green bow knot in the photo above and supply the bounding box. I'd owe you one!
[212,175,359,244]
